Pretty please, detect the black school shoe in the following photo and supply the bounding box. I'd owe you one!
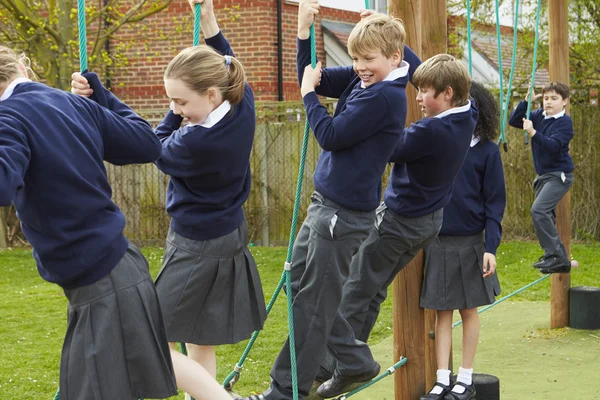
[420,382,452,399]
[444,382,476,400]
[316,362,381,398]
[533,255,548,268]
[535,255,570,270]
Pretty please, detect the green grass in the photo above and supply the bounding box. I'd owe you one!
[0,241,599,398]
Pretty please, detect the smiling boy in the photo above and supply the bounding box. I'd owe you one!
[235,2,421,399]
[508,82,574,274]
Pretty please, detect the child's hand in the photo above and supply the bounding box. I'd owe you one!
[522,118,536,136]
[301,61,322,97]
[482,252,496,278]
[298,0,319,39]
[188,0,213,19]
[70,72,93,98]
[525,85,542,103]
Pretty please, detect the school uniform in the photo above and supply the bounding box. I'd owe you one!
[421,137,506,310]
[319,100,479,383]
[0,77,177,400]
[508,101,574,259]
[153,31,266,345]
[260,39,418,400]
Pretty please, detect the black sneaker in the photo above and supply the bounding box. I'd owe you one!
[540,263,571,274]
[316,362,381,398]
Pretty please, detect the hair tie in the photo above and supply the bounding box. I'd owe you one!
[224,55,232,66]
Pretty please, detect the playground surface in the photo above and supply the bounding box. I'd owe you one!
[351,301,600,400]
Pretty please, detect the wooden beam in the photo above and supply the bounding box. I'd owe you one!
[548,0,571,329]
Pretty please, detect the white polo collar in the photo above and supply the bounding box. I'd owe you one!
[0,77,31,101]
[543,109,565,119]
[434,100,472,119]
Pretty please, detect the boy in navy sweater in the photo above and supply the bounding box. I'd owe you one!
[0,46,178,400]
[317,54,478,399]
[508,82,574,274]
[240,2,418,400]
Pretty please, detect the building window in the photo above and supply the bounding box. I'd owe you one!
[368,0,387,13]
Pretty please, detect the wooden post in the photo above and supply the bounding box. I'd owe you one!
[389,0,421,396]
[421,0,447,390]
[0,208,7,248]
[548,0,571,328]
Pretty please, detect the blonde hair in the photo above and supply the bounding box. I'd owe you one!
[164,45,246,105]
[348,14,406,59]
[412,54,471,106]
[0,46,34,89]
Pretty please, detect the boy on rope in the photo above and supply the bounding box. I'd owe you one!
[508,82,574,274]
[420,81,505,400]
[0,46,179,400]
[236,2,419,399]
[71,1,264,398]
[316,54,478,399]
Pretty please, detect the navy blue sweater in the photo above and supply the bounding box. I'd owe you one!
[384,101,478,217]
[0,81,161,288]
[440,139,506,254]
[155,31,254,240]
[508,100,574,175]
[297,38,421,211]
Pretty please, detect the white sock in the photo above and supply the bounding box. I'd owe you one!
[452,367,473,394]
[430,369,451,394]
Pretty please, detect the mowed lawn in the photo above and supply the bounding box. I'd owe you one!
[0,241,598,399]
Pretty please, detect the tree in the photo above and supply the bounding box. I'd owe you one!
[0,0,172,89]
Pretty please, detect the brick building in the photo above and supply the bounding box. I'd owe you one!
[111,0,363,113]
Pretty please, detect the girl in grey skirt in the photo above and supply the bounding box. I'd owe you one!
[153,0,266,382]
[420,82,506,400]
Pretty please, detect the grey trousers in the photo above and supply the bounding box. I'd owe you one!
[319,203,443,378]
[264,192,374,400]
[531,171,574,258]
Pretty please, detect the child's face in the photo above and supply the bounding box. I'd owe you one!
[416,86,452,118]
[164,78,215,125]
[351,49,401,88]
[542,90,567,116]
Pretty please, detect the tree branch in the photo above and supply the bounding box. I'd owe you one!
[0,0,61,42]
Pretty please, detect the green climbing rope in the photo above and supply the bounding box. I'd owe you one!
[193,3,201,46]
[222,24,319,399]
[524,0,543,145]
[336,358,408,400]
[466,0,472,76]
[77,0,87,72]
[452,274,551,329]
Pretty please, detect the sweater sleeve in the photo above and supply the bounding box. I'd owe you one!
[79,73,162,165]
[155,110,184,143]
[154,125,199,178]
[389,119,433,164]
[205,30,234,57]
[530,117,574,153]
[482,146,507,254]
[403,45,421,84]
[507,100,528,128]
[302,88,390,151]
[297,38,355,99]
[0,115,30,206]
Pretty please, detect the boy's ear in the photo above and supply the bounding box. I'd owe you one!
[444,85,454,103]
[391,49,402,67]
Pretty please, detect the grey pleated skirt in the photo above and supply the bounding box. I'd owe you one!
[155,221,266,345]
[420,233,501,311]
[61,242,177,400]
